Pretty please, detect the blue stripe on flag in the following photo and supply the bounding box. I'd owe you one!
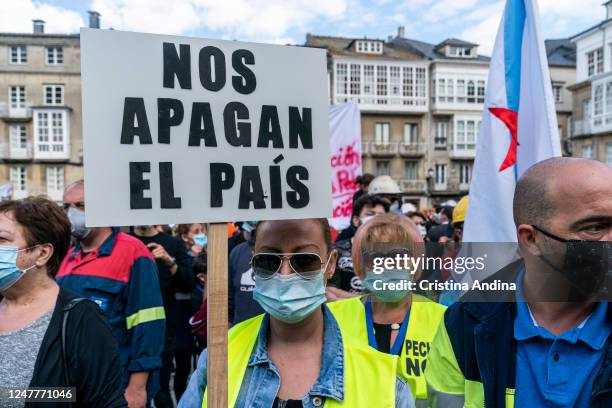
[503,0,526,112]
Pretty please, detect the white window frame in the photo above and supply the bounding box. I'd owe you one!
[434,164,447,187]
[582,145,593,159]
[9,125,27,150]
[606,143,612,167]
[375,160,390,176]
[552,83,563,104]
[375,122,390,145]
[403,123,418,145]
[33,109,70,159]
[10,166,27,196]
[46,46,64,65]
[459,163,472,186]
[46,166,65,196]
[44,84,64,105]
[435,121,447,148]
[404,160,418,180]
[454,118,480,152]
[9,45,27,64]
[9,86,26,109]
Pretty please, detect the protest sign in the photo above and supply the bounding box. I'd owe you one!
[80,28,331,227]
[329,100,361,230]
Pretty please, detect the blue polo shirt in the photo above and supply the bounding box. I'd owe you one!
[514,271,611,407]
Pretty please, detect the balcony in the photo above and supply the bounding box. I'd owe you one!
[399,143,425,157]
[573,120,591,137]
[0,143,33,160]
[431,177,466,194]
[0,103,33,120]
[369,142,399,157]
[399,179,427,194]
[448,147,476,159]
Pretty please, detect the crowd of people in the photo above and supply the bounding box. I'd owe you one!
[0,157,610,407]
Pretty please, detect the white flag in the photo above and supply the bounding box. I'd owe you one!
[463,0,561,242]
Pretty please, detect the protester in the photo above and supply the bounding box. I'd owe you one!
[328,213,446,406]
[448,195,467,243]
[406,211,428,240]
[228,227,264,325]
[177,223,208,256]
[228,221,257,253]
[352,173,375,205]
[368,175,403,213]
[426,158,612,407]
[328,194,390,299]
[426,206,453,243]
[0,197,126,408]
[179,218,415,407]
[57,181,165,408]
[131,225,195,408]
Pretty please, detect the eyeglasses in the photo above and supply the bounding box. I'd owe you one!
[251,252,328,280]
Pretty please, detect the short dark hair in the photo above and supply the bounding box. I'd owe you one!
[254,218,333,250]
[513,158,561,227]
[352,194,390,218]
[0,197,71,277]
[355,173,375,187]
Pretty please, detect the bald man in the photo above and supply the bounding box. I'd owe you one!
[425,158,612,408]
[57,181,166,408]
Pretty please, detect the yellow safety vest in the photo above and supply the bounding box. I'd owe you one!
[202,313,399,407]
[327,294,446,403]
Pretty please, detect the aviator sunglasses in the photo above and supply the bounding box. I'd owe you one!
[251,252,329,280]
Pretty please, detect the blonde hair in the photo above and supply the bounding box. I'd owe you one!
[352,213,423,279]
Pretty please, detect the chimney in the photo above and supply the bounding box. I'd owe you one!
[33,19,45,34]
[88,11,101,29]
[398,26,405,39]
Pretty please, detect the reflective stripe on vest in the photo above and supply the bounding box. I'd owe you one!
[327,294,446,402]
[202,312,399,407]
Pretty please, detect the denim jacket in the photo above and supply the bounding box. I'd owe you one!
[179,304,415,408]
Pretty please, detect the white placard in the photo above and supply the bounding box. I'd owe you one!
[81,28,331,227]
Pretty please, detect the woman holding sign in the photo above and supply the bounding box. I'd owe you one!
[179,218,414,407]
[327,213,446,407]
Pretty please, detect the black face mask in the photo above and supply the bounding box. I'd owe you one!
[532,225,612,300]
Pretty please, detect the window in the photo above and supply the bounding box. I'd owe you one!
[9,125,27,150]
[467,81,476,103]
[459,163,472,186]
[587,48,604,76]
[446,79,454,103]
[415,68,426,99]
[477,80,485,103]
[375,123,390,145]
[390,66,401,98]
[364,65,375,100]
[438,78,446,102]
[376,65,388,104]
[582,145,593,159]
[552,84,563,103]
[404,161,418,179]
[9,86,26,108]
[356,41,383,54]
[402,67,413,98]
[457,80,466,103]
[607,82,612,114]
[46,47,64,64]
[349,64,361,96]
[455,119,480,150]
[9,46,27,64]
[336,63,347,95]
[435,121,447,148]
[376,160,390,176]
[36,111,66,153]
[403,123,418,145]
[607,143,612,166]
[44,85,64,105]
[434,164,446,185]
[46,166,64,194]
[594,84,604,116]
[10,166,27,193]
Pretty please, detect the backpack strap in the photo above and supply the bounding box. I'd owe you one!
[61,298,88,387]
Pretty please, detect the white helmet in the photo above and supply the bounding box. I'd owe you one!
[368,175,401,195]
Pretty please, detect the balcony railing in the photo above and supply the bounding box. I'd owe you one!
[0,103,33,119]
[369,142,399,157]
[431,178,465,194]
[448,147,476,159]
[573,120,591,137]
[399,143,425,157]
[399,179,427,193]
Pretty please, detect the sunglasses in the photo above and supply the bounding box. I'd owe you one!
[251,252,328,280]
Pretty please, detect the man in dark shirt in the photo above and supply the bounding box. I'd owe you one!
[131,225,194,408]
[228,238,264,325]
[327,194,389,299]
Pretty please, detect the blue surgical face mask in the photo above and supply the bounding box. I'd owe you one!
[193,234,208,247]
[253,267,328,324]
[362,269,412,303]
[0,246,38,292]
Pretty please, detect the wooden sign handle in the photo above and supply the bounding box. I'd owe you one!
[206,223,228,407]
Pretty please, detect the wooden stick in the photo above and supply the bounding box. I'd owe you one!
[207,223,228,407]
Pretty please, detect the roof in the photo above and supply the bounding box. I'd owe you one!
[0,32,79,39]
[544,38,576,67]
[390,37,490,62]
[305,34,424,61]
[570,18,612,42]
